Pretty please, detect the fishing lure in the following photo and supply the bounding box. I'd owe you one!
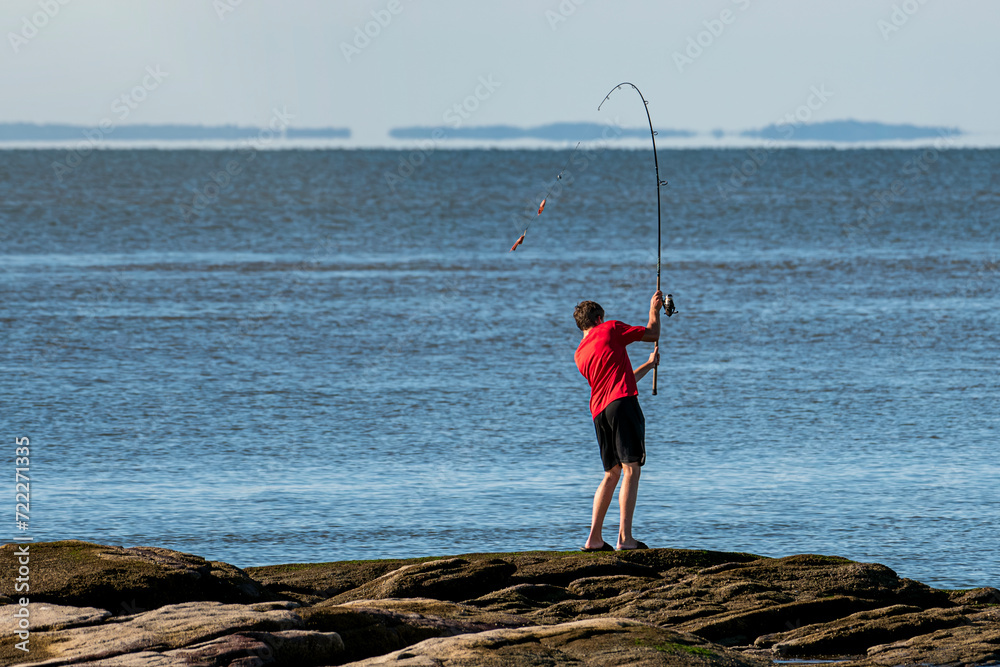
[509,198,547,252]
[510,232,526,252]
[508,144,579,252]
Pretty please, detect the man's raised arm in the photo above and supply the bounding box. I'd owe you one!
[634,347,660,381]
[641,290,663,342]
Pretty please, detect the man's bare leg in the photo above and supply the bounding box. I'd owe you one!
[617,463,641,549]
[584,465,621,549]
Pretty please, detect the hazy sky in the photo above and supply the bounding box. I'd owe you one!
[3,0,998,144]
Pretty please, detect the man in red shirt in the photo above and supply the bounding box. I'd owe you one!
[574,290,663,551]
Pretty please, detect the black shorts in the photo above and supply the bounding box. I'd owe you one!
[593,396,646,471]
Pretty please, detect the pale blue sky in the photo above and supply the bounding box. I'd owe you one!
[3,0,998,144]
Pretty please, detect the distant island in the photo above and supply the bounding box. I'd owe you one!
[389,122,695,141]
[742,119,961,142]
[0,120,965,144]
[0,123,350,141]
[391,120,963,143]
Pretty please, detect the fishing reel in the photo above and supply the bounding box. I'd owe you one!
[664,293,677,317]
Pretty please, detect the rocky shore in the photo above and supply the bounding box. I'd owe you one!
[1,541,997,666]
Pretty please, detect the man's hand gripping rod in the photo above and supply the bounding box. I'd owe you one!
[651,293,676,396]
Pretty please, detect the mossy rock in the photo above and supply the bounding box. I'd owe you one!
[776,554,855,566]
[246,549,761,604]
[765,605,970,658]
[567,575,665,599]
[0,541,274,612]
[346,617,770,666]
[614,548,764,572]
[508,554,662,588]
[469,583,578,613]
[301,599,529,664]
[682,554,951,609]
[330,557,518,604]
[946,586,1000,606]
[246,556,439,601]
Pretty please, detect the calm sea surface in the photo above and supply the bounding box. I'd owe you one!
[1,148,997,589]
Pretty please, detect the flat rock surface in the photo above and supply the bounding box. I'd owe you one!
[329,558,518,604]
[6,600,300,666]
[330,597,531,627]
[46,629,344,667]
[6,542,998,667]
[247,557,432,605]
[0,604,111,634]
[859,607,1000,667]
[341,617,770,667]
[247,549,758,603]
[301,597,531,663]
[759,605,969,657]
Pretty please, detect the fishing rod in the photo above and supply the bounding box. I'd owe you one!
[598,82,675,396]
[510,142,582,252]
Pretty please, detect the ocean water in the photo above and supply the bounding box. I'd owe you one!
[1,147,997,589]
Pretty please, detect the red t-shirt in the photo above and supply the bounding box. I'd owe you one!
[575,320,648,419]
